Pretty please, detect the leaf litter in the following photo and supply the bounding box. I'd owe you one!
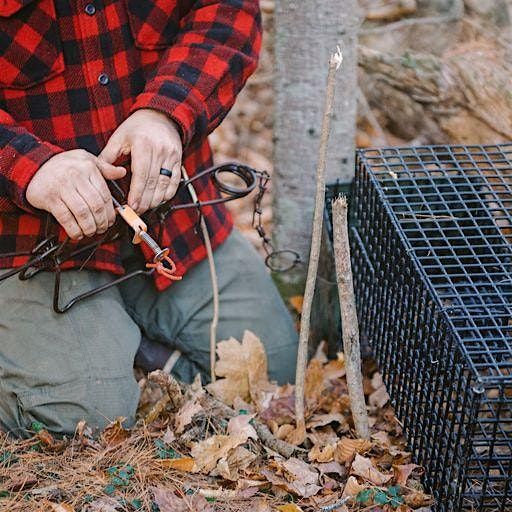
[0,330,432,511]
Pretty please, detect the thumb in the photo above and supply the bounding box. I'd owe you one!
[96,158,127,180]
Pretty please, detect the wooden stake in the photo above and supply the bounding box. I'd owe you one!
[294,48,343,439]
[332,196,370,439]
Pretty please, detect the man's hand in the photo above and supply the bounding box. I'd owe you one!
[100,109,182,214]
[26,149,126,240]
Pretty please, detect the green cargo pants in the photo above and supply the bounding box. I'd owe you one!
[0,230,298,437]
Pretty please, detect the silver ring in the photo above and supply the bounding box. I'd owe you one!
[159,168,173,178]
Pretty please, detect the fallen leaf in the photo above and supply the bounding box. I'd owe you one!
[371,430,391,447]
[174,398,203,434]
[159,457,196,472]
[45,503,75,512]
[313,461,347,477]
[350,454,392,486]
[100,418,130,446]
[162,427,175,444]
[394,463,421,486]
[83,497,120,511]
[322,353,346,382]
[369,385,390,408]
[207,331,271,406]
[334,438,373,463]
[152,487,214,512]
[404,490,433,507]
[305,358,325,403]
[288,295,304,314]
[308,444,335,463]
[263,457,322,498]
[284,423,307,446]
[307,412,347,429]
[342,475,366,499]
[213,445,256,480]
[277,505,304,512]
[190,433,246,473]
[227,414,258,442]
[260,394,295,425]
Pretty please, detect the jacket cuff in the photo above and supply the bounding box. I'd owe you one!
[7,138,63,213]
[129,81,207,148]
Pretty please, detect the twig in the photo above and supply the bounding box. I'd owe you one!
[182,166,219,383]
[332,196,369,439]
[294,47,343,440]
[320,496,351,511]
[204,392,302,458]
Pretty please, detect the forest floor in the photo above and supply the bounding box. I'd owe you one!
[5,1,493,510]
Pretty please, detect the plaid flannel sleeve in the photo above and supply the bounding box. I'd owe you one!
[130,0,262,148]
[0,109,63,212]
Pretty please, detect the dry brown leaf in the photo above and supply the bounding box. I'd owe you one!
[371,430,391,447]
[45,503,75,512]
[159,457,196,472]
[263,457,322,498]
[308,444,336,463]
[100,417,130,446]
[207,331,271,406]
[342,475,366,499]
[162,427,175,444]
[191,433,247,473]
[213,445,256,481]
[350,454,392,486]
[307,412,347,429]
[369,384,390,408]
[227,414,258,442]
[322,353,346,382]
[394,463,421,486]
[152,487,214,512]
[305,358,325,403]
[313,461,347,477]
[83,498,119,512]
[284,423,307,446]
[404,490,433,507]
[277,505,304,512]
[288,295,304,314]
[275,423,295,440]
[334,438,373,463]
[174,398,203,434]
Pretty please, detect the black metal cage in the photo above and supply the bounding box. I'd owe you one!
[347,144,512,511]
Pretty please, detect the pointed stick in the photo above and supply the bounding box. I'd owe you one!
[332,196,369,439]
[294,48,343,439]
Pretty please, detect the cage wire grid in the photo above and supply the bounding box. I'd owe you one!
[345,144,512,511]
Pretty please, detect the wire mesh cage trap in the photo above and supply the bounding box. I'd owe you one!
[345,144,512,511]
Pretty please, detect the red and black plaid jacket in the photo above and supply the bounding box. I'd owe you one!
[0,0,261,290]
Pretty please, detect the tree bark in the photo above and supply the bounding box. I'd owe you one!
[273,0,361,289]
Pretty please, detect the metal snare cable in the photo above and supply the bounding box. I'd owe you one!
[0,162,300,313]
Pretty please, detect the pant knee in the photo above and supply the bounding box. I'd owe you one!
[14,377,140,437]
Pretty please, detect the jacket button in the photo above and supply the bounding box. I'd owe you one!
[98,73,110,85]
[85,3,96,15]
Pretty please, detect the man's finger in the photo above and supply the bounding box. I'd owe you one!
[128,142,153,213]
[164,162,182,202]
[150,158,175,208]
[61,188,97,238]
[96,158,127,181]
[77,179,109,234]
[89,170,117,227]
[51,200,83,240]
[99,132,126,165]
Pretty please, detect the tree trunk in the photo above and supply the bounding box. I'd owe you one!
[273,0,361,293]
